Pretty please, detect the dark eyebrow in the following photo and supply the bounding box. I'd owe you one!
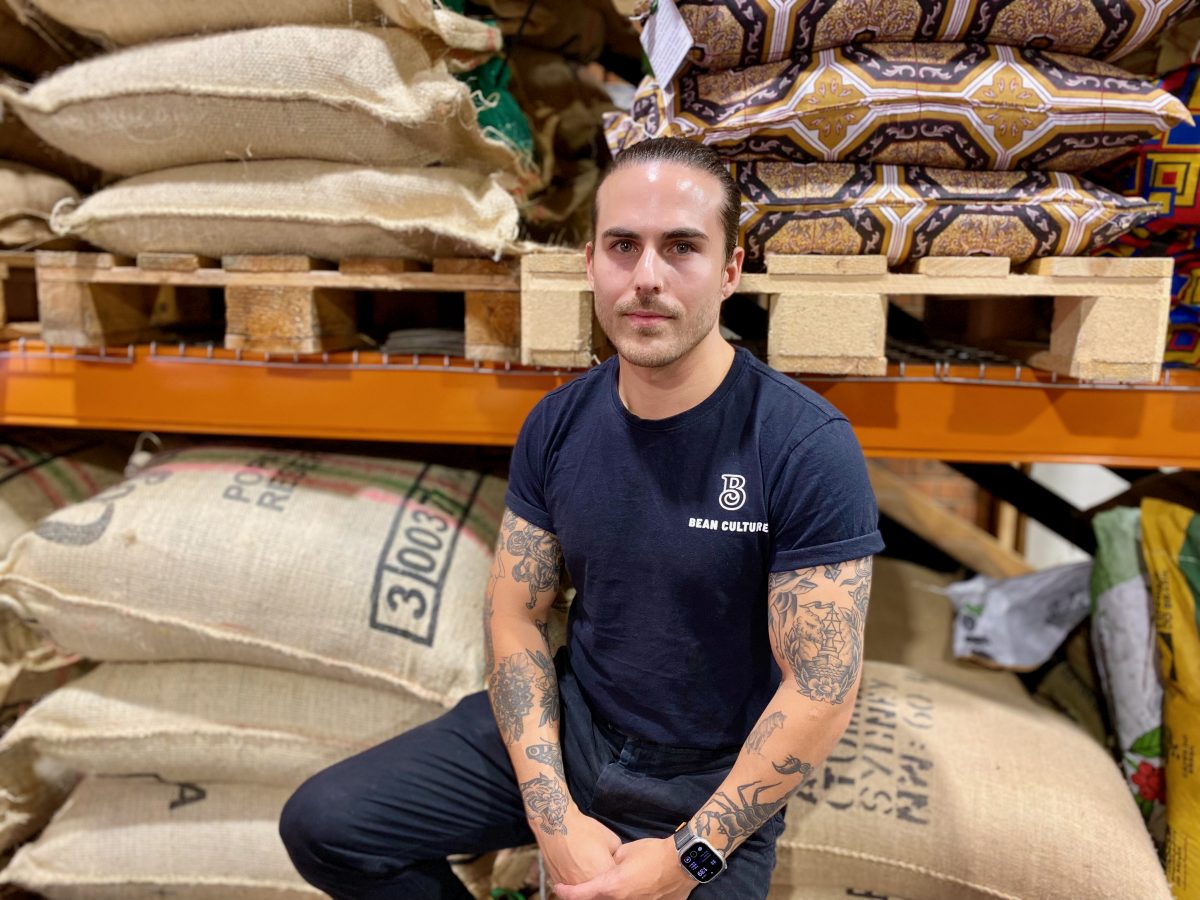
[601,227,641,240]
[663,229,709,241]
[599,227,710,241]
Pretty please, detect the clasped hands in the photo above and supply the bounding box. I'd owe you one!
[542,809,698,900]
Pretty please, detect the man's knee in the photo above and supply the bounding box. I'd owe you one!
[279,770,359,876]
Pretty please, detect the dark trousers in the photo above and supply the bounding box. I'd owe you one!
[279,649,786,899]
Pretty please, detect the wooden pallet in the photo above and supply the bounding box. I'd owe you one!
[24,252,522,358]
[522,253,1174,383]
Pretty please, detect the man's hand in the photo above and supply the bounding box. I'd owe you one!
[553,836,696,900]
[539,808,623,888]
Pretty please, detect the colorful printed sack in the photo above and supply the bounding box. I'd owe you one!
[1143,497,1200,899]
[655,0,1200,70]
[1091,64,1200,227]
[733,162,1160,268]
[1091,507,1166,845]
[605,43,1193,173]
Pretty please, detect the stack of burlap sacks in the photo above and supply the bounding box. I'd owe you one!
[605,0,1198,270]
[0,431,130,726]
[0,441,547,897]
[0,3,93,252]
[471,0,643,247]
[0,438,1173,899]
[0,0,548,261]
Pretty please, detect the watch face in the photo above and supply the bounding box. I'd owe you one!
[681,841,725,883]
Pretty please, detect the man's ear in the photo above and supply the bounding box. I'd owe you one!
[585,241,595,291]
[721,247,744,300]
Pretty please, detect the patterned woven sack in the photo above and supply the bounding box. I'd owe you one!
[655,0,1200,70]
[48,160,519,261]
[732,162,1162,268]
[605,42,1193,173]
[0,446,507,706]
[0,26,534,185]
[0,161,76,247]
[0,660,444,851]
[0,778,321,899]
[15,0,500,53]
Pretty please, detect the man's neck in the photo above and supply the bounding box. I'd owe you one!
[616,333,736,421]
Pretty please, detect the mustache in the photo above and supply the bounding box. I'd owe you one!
[617,295,678,318]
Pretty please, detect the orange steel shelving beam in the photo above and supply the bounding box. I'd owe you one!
[0,341,1197,467]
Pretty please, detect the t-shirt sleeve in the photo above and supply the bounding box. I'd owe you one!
[504,399,556,534]
[768,417,884,572]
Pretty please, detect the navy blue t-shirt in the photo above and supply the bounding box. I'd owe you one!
[505,347,884,748]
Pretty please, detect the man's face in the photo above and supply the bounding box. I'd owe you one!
[586,161,742,369]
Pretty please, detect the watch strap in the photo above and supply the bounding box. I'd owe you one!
[673,821,694,852]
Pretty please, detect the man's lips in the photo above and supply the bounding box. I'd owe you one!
[624,311,672,323]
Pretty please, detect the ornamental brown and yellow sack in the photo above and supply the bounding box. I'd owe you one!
[772,661,1169,900]
[48,160,519,261]
[0,777,321,899]
[606,43,1192,174]
[658,0,1200,70]
[0,446,506,706]
[0,26,532,184]
[730,162,1160,268]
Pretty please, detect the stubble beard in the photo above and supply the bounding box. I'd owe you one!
[599,292,721,369]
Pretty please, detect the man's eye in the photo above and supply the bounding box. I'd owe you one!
[674,242,694,254]
[614,240,635,253]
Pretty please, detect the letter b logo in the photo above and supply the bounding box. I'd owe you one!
[719,474,746,511]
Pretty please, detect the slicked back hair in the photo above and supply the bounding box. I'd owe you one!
[592,137,740,262]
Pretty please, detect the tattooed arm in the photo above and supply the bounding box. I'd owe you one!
[686,557,874,859]
[485,509,621,884]
[555,558,874,900]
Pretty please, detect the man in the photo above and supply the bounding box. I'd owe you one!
[280,137,883,899]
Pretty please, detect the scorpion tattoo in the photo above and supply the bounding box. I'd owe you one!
[694,780,792,853]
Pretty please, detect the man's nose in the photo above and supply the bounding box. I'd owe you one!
[633,246,664,295]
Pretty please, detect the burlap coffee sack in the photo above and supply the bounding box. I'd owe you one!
[0,26,533,183]
[0,430,127,560]
[49,160,519,260]
[730,162,1162,269]
[653,0,1200,70]
[0,446,507,706]
[0,161,75,247]
[0,659,444,851]
[0,777,323,899]
[772,660,1169,899]
[0,431,127,665]
[607,43,1192,174]
[0,109,99,187]
[17,0,499,54]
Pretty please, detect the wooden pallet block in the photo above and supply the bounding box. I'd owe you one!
[222,255,359,354]
[35,252,170,347]
[433,258,521,363]
[520,253,593,367]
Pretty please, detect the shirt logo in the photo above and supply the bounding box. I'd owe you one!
[719,474,746,511]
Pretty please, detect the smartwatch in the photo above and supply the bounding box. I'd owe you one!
[673,821,727,884]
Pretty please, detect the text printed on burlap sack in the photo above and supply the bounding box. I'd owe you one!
[794,675,935,825]
[371,465,485,646]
